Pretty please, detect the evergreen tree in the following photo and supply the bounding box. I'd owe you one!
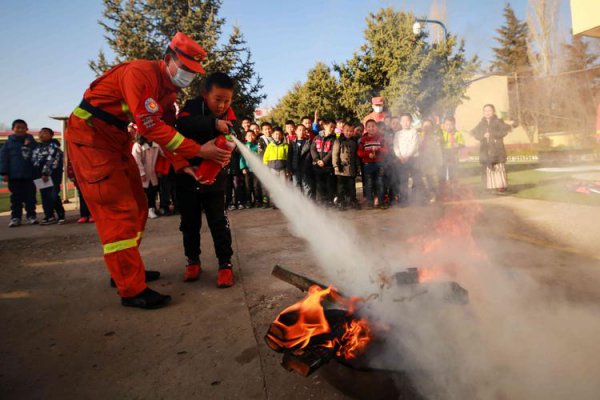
[269,63,349,126]
[272,8,476,123]
[269,82,304,125]
[562,35,599,71]
[491,3,530,73]
[90,0,264,119]
[335,8,476,119]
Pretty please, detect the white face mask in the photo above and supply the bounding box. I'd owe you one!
[168,64,196,88]
[373,105,383,113]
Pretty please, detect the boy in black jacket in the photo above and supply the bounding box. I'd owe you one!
[175,72,236,288]
[310,119,337,205]
[286,124,312,195]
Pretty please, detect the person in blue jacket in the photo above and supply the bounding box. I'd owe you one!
[0,119,37,227]
[22,127,65,225]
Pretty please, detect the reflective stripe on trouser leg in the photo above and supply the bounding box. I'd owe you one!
[126,155,148,246]
[67,141,148,298]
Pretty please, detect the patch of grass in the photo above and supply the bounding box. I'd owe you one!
[0,189,78,214]
[458,162,600,207]
[0,192,9,213]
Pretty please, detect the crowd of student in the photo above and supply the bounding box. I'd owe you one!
[1,103,510,228]
[225,112,467,211]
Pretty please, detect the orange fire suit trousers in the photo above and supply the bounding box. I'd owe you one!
[68,138,149,298]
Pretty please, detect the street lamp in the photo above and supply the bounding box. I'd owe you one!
[412,18,448,39]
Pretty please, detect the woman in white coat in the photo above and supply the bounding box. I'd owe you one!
[132,135,161,218]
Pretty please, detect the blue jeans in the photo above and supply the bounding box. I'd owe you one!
[363,163,384,205]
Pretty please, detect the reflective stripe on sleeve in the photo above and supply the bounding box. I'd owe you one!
[165,132,185,152]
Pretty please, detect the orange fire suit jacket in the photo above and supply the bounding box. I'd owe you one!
[69,59,201,169]
[362,111,389,126]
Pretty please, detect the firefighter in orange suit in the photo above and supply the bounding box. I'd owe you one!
[66,32,230,309]
[362,97,389,126]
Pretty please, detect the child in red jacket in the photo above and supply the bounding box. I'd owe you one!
[357,119,387,208]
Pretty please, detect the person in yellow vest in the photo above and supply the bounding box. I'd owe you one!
[440,116,465,183]
[263,127,289,186]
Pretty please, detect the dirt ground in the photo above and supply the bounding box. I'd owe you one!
[1,195,599,399]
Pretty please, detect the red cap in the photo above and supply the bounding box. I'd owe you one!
[169,32,207,74]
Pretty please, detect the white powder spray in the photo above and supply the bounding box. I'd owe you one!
[234,137,600,399]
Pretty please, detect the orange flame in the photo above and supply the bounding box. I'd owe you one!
[269,285,334,350]
[267,285,372,359]
[335,319,371,359]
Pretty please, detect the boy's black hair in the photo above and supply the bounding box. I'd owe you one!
[321,118,335,126]
[364,119,377,126]
[12,119,27,129]
[241,116,253,122]
[260,122,272,128]
[444,116,456,123]
[40,127,54,135]
[164,47,176,58]
[336,118,345,124]
[273,126,284,133]
[300,115,312,122]
[285,120,295,126]
[483,104,496,112]
[399,113,413,121]
[204,72,234,92]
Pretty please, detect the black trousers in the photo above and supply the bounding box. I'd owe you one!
[144,184,159,209]
[159,175,177,212]
[40,173,65,219]
[233,174,247,205]
[314,167,335,203]
[8,179,36,220]
[177,189,233,265]
[336,176,356,206]
[78,189,90,218]
[243,172,261,205]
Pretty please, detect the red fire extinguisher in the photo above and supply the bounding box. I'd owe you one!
[195,133,236,184]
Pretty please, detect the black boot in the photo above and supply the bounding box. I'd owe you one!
[110,270,161,288]
[121,288,171,309]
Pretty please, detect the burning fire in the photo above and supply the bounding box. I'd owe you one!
[266,285,371,360]
[336,319,371,359]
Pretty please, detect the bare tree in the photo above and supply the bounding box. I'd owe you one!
[527,0,562,76]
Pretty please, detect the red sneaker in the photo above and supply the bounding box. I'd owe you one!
[88,216,95,223]
[217,268,234,288]
[183,263,201,282]
[77,217,88,224]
